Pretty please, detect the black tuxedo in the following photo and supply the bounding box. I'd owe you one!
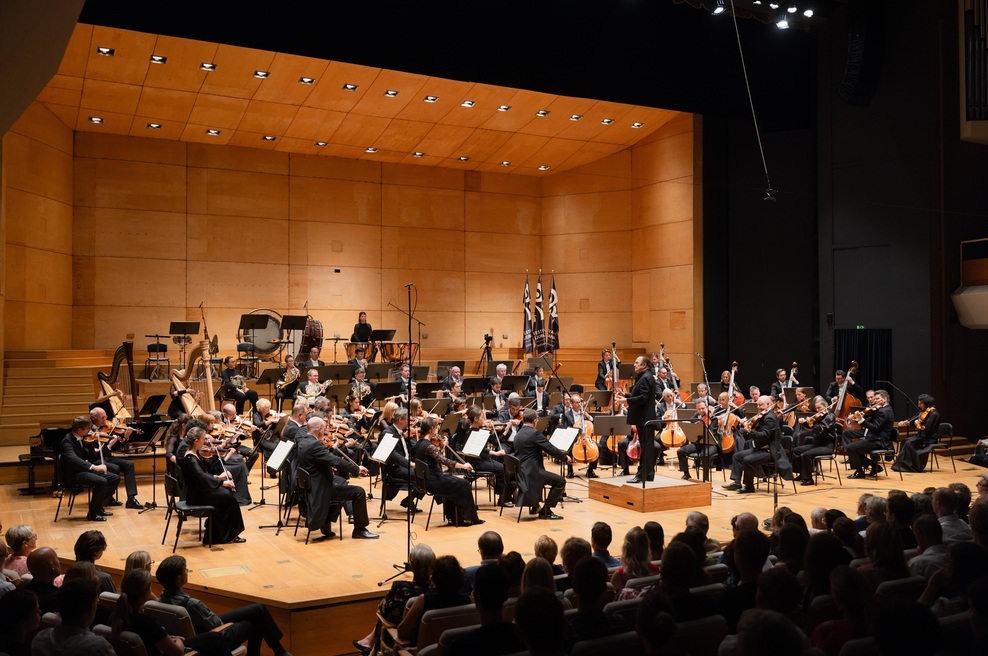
[442,375,462,391]
[729,410,789,487]
[512,425,566,510]
[382,425,417,500]
[793,412,837,480]
[843,405,895,473]
[625,369,658,478]
[893,408,942,473]
[825,380,864,403]
[59,434,119,518]
[221,367,259,413]
[296,434,368,533]
[595,360,610,390]
[299,359,325,371]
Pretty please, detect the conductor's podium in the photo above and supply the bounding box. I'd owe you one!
[588,472,711,513]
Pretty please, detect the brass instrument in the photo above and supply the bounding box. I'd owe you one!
[352,381,371,400]
[275,365,299,391]
[230,374,247,390]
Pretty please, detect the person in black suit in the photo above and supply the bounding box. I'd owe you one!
[296,417,378,539]
[844,389,895,478]
[594,350,615,391]
[59,416,120,521]
[677,399,716,479]
[88,407,143,509]
[451,406,511,506]
[485,377,508,417]
[724,395,781,493]
[532,379,550,417]
[824,369,863,403]
[513,409,569,520]
[793,395,839,485]
[350,311,373,343]
[618,356,657,483]
[220,356,259,414]
[274,355,301,411]
[524,366,544,396]
[298,347,325,371]
[382,408,420,507]
[441,366,462,392]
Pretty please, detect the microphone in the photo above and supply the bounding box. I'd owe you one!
[404,283,413,288]
[199,301,203,308]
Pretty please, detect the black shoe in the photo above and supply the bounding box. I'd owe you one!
[539,509,564,520]
[352,529,379,539]
[352,640,371,656]
[126,498,144,509]
[231,537,247,543]
[88,514,107,522]
[738,486,756,494]
[629,475,643,484]
[621,470,630,476]
[722,482,741,491]
[321,529,336,538]
[101,510,114,517]
[586,470,599,479]
[848,471,865,479]
[529,505,541,515]
[106,499,123,507]
[681,472,691,480]
[348,516,354,524]
[800,479,815,486]
[565,468,574,479]
[645,475,655,482]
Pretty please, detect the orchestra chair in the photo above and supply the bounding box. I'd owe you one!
[99,591,120,611]
[93,624,149,656]
[571,630,644,656]
[499,454,550,523]
[812,427,843,486]
[412,458,455,531]
[144,342,170,381]
[236,341,259,379]
[873,575,926,605]
[929,422,957,473]
[623,574,660,594]
[386,603,478,656]
[669,615,728,656]
[53,453,95,523]
[867,428,901,481]
[289,467,343,543]
[757,432,798,495]
[143,600,247,656]
[162,471,214,552]
[688,582,726,601]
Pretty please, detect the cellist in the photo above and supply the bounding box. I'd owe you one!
[677,399,716,480]
[561,393,596,478]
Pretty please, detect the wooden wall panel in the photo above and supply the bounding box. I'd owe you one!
[463,232,539,273]
[381,185,464,229]
[464,191,540,235]
[197,168,288,219]
[303,266,382,314]
[380,268,465,313]
[186,261,288,308]
[290,154,381,183]
[187,143,288,175]
[186,214,288,262]
[630,223,693,270]
[382,162,464,191]
[633,178,694,227]
[290,176,381,225]
[4,301,73,350]
[93,159,186,212]
[95,258,187,307]
[303,222,383,269]
[463,272,526,312]
[632,130,693,183]
[3,188,73,252]
[542,231,631,274]
[95,208,187,260]
[381,226,465,272]
[3,134,74,206]
[541,190,633,236]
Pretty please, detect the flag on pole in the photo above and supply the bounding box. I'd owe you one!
[533,272,546,353]
[547,273,559,352]
[523,273,534,354]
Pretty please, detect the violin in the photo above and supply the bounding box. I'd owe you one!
[803,399,838,428]
[726,361,744,407]
[850,404,880,425]
[743,405,773,433]
[98,420,142,437]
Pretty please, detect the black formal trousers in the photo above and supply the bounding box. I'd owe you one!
[218,603,283,656]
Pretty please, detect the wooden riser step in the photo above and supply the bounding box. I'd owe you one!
[5,357,114,368]
[5,367,98,379]
[2,401,94,415]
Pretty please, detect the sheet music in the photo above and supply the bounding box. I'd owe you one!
[267,439,295,471]
[549,426,578,453]
[371,435,399,463]
[462,429,491,458]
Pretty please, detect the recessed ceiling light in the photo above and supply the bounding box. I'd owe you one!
[342,83,358,91]
[631,122,645,129]
[461,100,475,107]
[600,118,614,125]
[769,2,779,8]
[315,141,328,147]
[146,123,162,130]
[423,95,439,103]
[97,47,114,56]
[458,156,470,162]
[365,147,378,153]
[206,129,221,136]
[776,18,790,29]
[200,62,216,71]
[299,77,315,85]
[803,8,814,17]
[413,152,425,158]
[262,135,276,141]
[253,70,269,79]
[787,3,797,13]
[536,110,550,117]
[538,165,551,171]
[500,161,511,166]
[497,105,511,112]
[149,55,167,64]
[569,114,583,121]
[384,90,399,97]
[88,116,103,124]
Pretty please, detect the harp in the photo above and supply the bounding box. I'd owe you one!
[94,341,139,420]
[171,339,216,417]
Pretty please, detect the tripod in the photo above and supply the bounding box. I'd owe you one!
[476,336,493,375]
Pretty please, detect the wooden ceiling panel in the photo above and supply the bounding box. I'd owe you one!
[435,83,515,128]
[556,141,625,170]
[80,80,142,116]
[302,60,379,112]
[75,111,134,136]
[372,119,434,154]
[43,104,79,129]
[273,136,324,155]
[394,77,473,122]
[602,107,677,145]
[413,124,476,159]
[349,70,426,118]
[198,44,274,99]
[251,52,327,104]
[515,108,575,138]
[283,106,346,142]
[360,149,405,164]
[319,142,368,160]
[238,100,299,135]
[227,130,280,150]
[456,129,514,163]
[478,88,559,132]
[86,26,155,85]
[187,94,250,130]
[327,114,391,148]
[129,116,185,140]
[398,152,446,167]
[517,137,590,169]
[135,87,197,123]
[180,123,233,145]
[36,85,82,109]
[57,23,92,78]
[142,35,216,92]
[498,133,552,164]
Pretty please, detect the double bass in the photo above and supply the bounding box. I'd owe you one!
[835,360,862,430]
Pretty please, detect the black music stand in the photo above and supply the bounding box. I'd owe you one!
[618,363,636,379]
[594,415,633,476]
[281,315,308,363]
[365,363,393,382]
[500,375,528,394]
[546,376,573,394]
[324,383,351,409]
[322,364,356,385]
[237,314,267,378]
[420,398,449,415]
[373,382,402,403]
[461,377,489,395]
[416,382,443,399]
[256,367,283,399]
[369,329,396,364]
[169,321,200,364]
[137,395,167,419]
[437,360,464,380]
[582,390,612,412]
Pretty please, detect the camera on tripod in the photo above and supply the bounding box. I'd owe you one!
[483,333,493,345]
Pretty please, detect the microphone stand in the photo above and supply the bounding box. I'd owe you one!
[876,379,920,419]
[540,355,583,501]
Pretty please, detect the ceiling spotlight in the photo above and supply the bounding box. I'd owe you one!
[600,118,614,125]
[497,105,511,112]
[384,90,399,97]
[461,100,475,107]
[569,114,582,121]
[413,152,425,157]
[776,17,790,28]
[88,116,103,124]
[538,165,551,171]
[150,55,167,64]
[262,135,276,141]
[299,77,315,85]
[458,156,470,162]
[769,2,780,8]
[200,62,216,71]
[803,8,814,17]
[206,129,221,136]
[423,95,439,103]
[365,147,378,153]
[631,122,644,129]
[253,70,269,79]
[146,123,161,130]
[315,141,328,147]
[753,0,762,4]
[341,83,357,91]
[536,110,550,117]
[500,161,511,166]
[713,0,726,15]
[97,47,114,56]
[787,3,797,13]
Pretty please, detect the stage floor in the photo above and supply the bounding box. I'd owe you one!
[2,455,982,655]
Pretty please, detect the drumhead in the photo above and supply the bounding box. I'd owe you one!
[239,309,283,358]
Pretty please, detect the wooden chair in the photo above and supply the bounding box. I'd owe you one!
[669,614,728,656]
[161,472,214,552]
[143,600,247,656]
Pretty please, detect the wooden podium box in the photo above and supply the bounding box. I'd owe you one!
[588,473,711,513]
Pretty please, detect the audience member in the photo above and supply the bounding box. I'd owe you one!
[463,531,504,594]
[912,492,935,518]
[446,564,524,656]
[873,598,941,655]
[774,522,809,576]
[0,588,40,656]
[124,550,153,578]
[534,534,564,575]
[909,513,948,579]
[919,541,988,616]
[32,579,114,656]
[635,591,683,656]
[950,482,972,523]
[799,532,851,610]
[808,507,827,533]
[397,555,469,644]
[23,547,61,613]
[669,531,712,586]
[611,526,657,594]
[734,609,804,656]
[935,487,974,544]
[717,528,770,633]
[755,567,802,622]
[886,493,918,550]
[590,521,619,567]
[685,511,720,554]
[853,493,874,532]
[558,537,592,592]
[565,557,629,649]
[3,525,37,577]
[831,517,863,559]
[971,497,988,547]
[809,566,872,656]
[73,530,115,593]
[514,587,565,656]
[520,557,557,595]
[658,542,715,621]
[497,551,525,598]
[857,521,909,589]
[643,520,665,561]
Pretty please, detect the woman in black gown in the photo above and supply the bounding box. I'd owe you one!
[412,417,482,526]
[178,427,246,545]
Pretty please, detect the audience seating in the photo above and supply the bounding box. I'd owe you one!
[570,630,644,656]
[143,600,247,656]
[669,614,728,656]
[94,624,149,656]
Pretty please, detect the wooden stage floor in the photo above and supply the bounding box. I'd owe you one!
[2,454,983,655]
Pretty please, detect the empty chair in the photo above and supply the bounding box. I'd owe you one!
[144,342,170,380]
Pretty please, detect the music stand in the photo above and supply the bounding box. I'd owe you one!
[593,415,633,476]
[411,365,428,381]
[256,367,283,398]
[546,377,573,393]
[693,382,723,397]
[783,387,814,405]
[373,382,402,404]
[500,375,528,394]
[365,363,393,382]
[321,364,356,385]
[618,363,636,379]
[416,382,443,399]
[325,384,351,409]
[169,321,200,363]
[486,361,510,377]
[582,390,612,412]
[237,314,267,378]
[528,356,551,370]
[436,360,464,380]
[461,377,489,395]
[420,397,449,415]
[137,395,167,419]
[438,412,461,437]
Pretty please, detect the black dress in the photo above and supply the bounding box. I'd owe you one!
[179,453,245,544]
[412,438,479,524]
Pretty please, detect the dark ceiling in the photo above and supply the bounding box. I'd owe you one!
[78,0,821,131]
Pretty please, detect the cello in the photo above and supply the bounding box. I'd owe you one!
[835,360,862,430]
[570,412,599,464]
[659,403,686,448]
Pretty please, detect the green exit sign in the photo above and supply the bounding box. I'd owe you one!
[856,325,866,329]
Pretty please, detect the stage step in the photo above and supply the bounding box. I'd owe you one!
[4,367,96,380]
[0,423,40,446]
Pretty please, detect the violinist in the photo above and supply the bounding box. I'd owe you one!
[892,394,941,473]
[221,356,259,414]
[252,399,283,460]
[486,377,508,417]
[450,407,510,507]
[793,396,839,486]
[297,417,378,540]
[341,392,374,434]
[200,413,252,506]
[60,415,120,522]
[88,408,143,509]
[414,416,483,526]
[595,349,615,391]
[179,426,245,544]
[533,378,550,417]
[220,404,259,472]
[164,413,193,476]
[444,379,463,400]
[617,356,658,484]
[396,364,412,405]
[525,365,545,397]
[678,399,715,480]
[724,395,787,494]
[843,389,895,479]
[825,370,863,404]
[382,408,420,509]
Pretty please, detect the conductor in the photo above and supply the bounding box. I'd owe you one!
[513,409,570,520]
[619,356,657,484]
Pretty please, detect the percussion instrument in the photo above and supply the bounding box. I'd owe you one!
[346,342,371,361]
[297,316,324,360]
[380,342,404,363]
[238,308,284,360]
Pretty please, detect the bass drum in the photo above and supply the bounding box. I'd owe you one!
[238,309,283,361]
[297,316,324,360]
